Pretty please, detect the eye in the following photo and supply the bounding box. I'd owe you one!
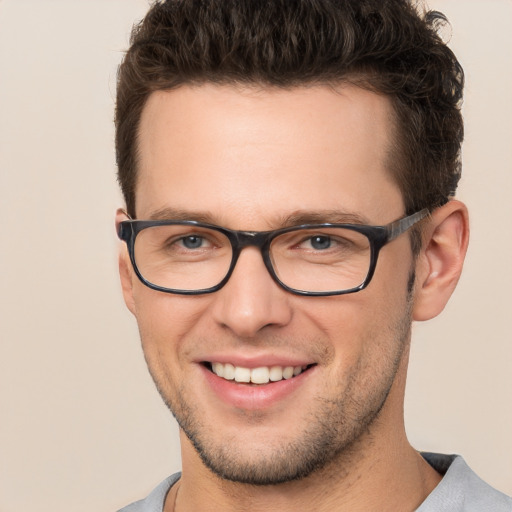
[308,235,332,250]
[180,235,207,249]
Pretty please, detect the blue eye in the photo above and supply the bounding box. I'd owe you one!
[181,235,204,249]
[309,236,331,250]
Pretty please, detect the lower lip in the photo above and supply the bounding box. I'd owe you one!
[200,364,314,410]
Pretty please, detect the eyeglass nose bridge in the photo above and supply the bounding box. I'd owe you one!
[219,229,280,291]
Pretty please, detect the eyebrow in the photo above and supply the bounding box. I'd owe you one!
[148,207,218,223]
[146,207,372,227]
[278,210,371,226]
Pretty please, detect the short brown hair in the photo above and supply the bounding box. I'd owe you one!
[115,0,464,221]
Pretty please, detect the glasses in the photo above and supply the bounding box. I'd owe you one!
[118,209,429,296]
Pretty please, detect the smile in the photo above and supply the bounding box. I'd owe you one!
[207,362,312,384]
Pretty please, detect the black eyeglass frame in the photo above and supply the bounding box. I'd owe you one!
[118,208,429,296]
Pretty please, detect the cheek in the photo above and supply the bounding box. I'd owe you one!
[302,294,384,346]
[301,277,410,366]
[132,286,212,359]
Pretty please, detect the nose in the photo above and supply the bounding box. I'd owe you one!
[210,246,293,338]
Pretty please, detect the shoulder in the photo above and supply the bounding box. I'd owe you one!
[117,473,181,512]
[418,453,512,512]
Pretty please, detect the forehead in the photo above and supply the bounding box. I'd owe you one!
[136,84,403,226]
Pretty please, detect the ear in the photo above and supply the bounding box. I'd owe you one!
[412,200,469,321]
[115,208,137,316]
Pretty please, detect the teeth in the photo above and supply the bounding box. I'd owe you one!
[211,362,224,378]
[251,367,270,384]
[210,363,306,384]
[269,366,283,382]
[223,363,235,380]
[282,366,294,379]
[234,366,251,383]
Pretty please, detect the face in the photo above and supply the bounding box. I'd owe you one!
[119,84,416,484]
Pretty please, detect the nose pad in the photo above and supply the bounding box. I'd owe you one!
[210,246,292,337]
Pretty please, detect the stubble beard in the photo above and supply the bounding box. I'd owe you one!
[146,287,414,486]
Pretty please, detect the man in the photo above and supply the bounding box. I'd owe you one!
[114,0,512,510]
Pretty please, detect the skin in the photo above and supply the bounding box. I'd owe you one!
[118,84,469,511]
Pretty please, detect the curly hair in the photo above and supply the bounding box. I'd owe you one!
[115,0,464,226]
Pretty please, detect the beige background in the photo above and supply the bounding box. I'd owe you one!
[0,1,510,510]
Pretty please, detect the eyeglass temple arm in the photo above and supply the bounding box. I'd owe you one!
[386,208,430,241]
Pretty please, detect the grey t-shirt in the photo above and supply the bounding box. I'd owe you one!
[118,453,512,511]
